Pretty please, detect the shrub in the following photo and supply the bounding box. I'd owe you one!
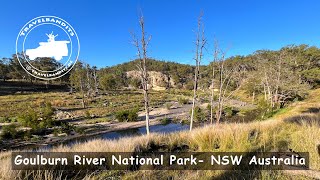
[84,110,91,119]
[0,124,18,139]
[18,109,38,128]
[115,109,139,122]
[161,118,171,125]
[115,111,127,122]
[178,97,189,105]
[165,102,172,110]
[224,106,234,117]
[41,102,54,120]
[190,106,206,122]
[129,78,141,89]
[18,102,56,129]
[127,110,138,122]
[53,129,59,137]
[206,104,214,112]
[74,126,85,134]
[0,116,11,123]
[23,130,32,140]
[57,122,74,135]
[38,118,54,129]
[185,81,194,90]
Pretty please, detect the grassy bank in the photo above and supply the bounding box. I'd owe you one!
[0,89,319,179]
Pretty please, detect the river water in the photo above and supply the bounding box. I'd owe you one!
[27,122,190,151]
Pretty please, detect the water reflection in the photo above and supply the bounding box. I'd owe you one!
[101,122,189,140]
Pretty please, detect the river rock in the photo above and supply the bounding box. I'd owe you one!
[55,110,73,120]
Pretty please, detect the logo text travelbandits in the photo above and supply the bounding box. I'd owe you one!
[19,17,75,37]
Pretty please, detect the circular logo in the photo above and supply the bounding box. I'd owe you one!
[16,16,80,80]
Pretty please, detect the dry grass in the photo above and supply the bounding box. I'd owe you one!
[0,91,176,120]
[1,118,319,179]
[0,89,319,179]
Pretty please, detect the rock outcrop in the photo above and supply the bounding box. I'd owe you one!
[126,70,175,90]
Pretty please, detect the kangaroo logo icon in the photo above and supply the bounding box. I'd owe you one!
[26,32,70,61]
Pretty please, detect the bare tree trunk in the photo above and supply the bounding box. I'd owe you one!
[190,12,206,131]
[140,16,151,135]
[210,40,218,125]
[93,66,98,96]
[86,64,92,98]
[216,60,224,123]
[81,92,85,109]
[131,14,152,135]
[263,83,267,101]
[80,80,85,109]
[210,71,215,124]
[252,91,255,103]
[143,75,150,134]
[264,72,272,105]
[274,52,282,108]
[190,64,199,130]
[214,51,238,124]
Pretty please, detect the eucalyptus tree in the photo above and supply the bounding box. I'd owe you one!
[131,13,152,135]
[190,12,207,131]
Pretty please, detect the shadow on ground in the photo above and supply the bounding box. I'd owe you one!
[284,107,320,126]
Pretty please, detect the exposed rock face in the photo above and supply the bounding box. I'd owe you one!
[126,70,175,89]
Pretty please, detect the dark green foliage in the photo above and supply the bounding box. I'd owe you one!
[38,119,55,129]
[18,109,38,128]
[178,97,189,105]
[129,78,141,89]
[41,102,54,120]
[0,116,11,123]
[0,124,18,139]
[224,106,239,117]
[3,44,319,92]
[256,99,275,120]
[84,110,91,119]
[100,74,117,90]
[128,110,138,122]
[115,109,139,122]
[18,102,54,129]
[160,117,171,125]
[301,68,320,86]
[0,124,25,139]
[13,102,76,138]
[96,45,320,93]
[190,106,206,122]
[74,126,85,134]
[61,122,75,135]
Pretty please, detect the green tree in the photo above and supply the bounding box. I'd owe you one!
[100,74,117,90]
[70,61,88,108]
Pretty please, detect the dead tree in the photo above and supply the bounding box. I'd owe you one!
[70,62,87,109]
[215,51,232,123]
[92,66,99,96]
[190,12,206,131]
[85,64,92,97]
[80,74,86,109]
[215,51,243,123]
[216,52,225,123]
[131,14,152,135]
[210,40,219,124]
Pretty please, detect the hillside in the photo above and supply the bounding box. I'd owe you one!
[95,44,320,91]
[1,44,319,91]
